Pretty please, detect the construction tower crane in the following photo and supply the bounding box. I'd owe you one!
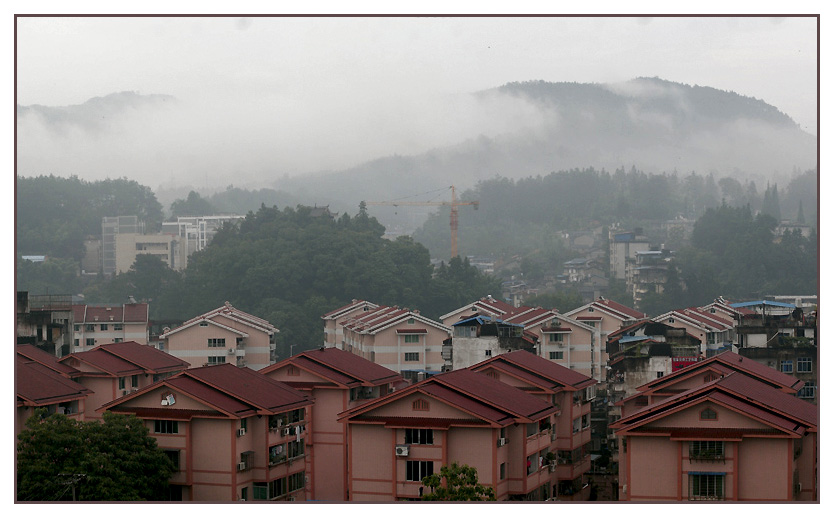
[365,185,479,259]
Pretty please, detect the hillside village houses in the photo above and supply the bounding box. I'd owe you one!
[15,288,817,502]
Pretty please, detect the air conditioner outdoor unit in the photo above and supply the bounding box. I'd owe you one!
[497,437,507,446]
[283,427,292,436]
[237,462,246,471]
[395,445,409,457]
[237,428,246,437]
[228,348,235,355]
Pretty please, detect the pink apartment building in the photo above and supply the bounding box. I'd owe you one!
[653,307,735,355]
[439,295,520,326]
[612,370,818,501]
[321,299,379,348]
[101,363,314,501]
[260,347,405,501]
[16,347,91,438]
[469,350,598,500]
[160,302,278,370]
[57,341,190,421]
[337,305,450,381]
[72,302,150,351]
[337,368,563,501]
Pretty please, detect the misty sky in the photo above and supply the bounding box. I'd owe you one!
[13,13,820,189]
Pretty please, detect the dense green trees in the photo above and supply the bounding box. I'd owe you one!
[17,410,175,501]
[169,190,217,218]
[421,462,496,501]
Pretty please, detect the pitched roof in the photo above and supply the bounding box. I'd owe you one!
[564,297,646,321]
[472,350,597,391]
[16,344,79,377]
[163,302,277,338]
[16,358,91,406]
[322,299,379,319]
[339,368,557,426]
[96,341,190,373]
[72,303,149,323]
[341,306,449,335]
[439,296,518,321]
[63,349,146,377]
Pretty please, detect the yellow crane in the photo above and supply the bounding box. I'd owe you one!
[365,185,479,259]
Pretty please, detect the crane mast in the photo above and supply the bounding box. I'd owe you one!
[364,185,479,259]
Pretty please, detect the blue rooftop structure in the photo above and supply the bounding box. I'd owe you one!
[452,316,523,328]
[729,300,796,309]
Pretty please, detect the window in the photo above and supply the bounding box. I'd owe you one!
[100,324,108,331]
[113,338,122,343]
[798,380,816,399]
[113,323,123,331]
[700,408,717,420]
[207,356,226,365]
[253,482,268,500]
[704,373,718,383]
[486,371,499,380]
[667,318,675,324]
[404,352,419,361]
[85,324,95,332]
[405,429,434,445]
[270,477,287,498]
[74,324,81,332]
[689,474,724,500]
[485,350,492,357]
[581,414,589,429]
[86,338,95,346]
[407,318,415,324]
[499,462,506,480]
[154,420,179,434]
[526,453,537,475]
[406,461,434,482]
[240,418,247,431]
[690,441,724,460]
[288,472,305,493]
[131,374,138,387]
[656,371,664,379]
[74,339,79,347]
[412,399,429,411]
[118,377,126,390]
[269,444,287,465]
[548,333,563,344]
[207,338,226,348]
[287,366,299,376]
[588,307,594,312]
[572,418,580,434]
[797,357,812,373]
[164,450,180,470]
[404,335,420,344]
[780,360,793,373]
[635,396,648,407]
[199,321,208,327]
[549,351,564,360]
[527,422,539,437]
[287,439,305,459]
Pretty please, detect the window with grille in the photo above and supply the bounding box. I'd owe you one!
[549,351,564,360]
[412,399,429,411]
[797,357,812,373]
[406,461,433,482]
[207,338,226,348]
[404,352,419,361]
[86,338,95,346]
[207,356,226,365]
[549,333,563,343]
[404,334,420,344]
[405,429,434,444]
[154,420,179,434]
[114,323,123,330]
[689,441,724,460]
[689,474,724,500]
[798,380,816,399]
[85,324,95,331]
[100,324,108,331]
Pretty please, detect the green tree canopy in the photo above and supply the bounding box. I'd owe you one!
[17,410,175,501]
[169,190,218,218]
[421,462,496,501]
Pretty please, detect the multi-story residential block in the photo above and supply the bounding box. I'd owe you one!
[102,215,144,276]
[57,341,190,421]
[16,292,74,357]
[72,302,150,351]
[729,300,818,404]
[469,350,597,501]
[652,307,734,356]
[159,302,277,370]
[608,229,650,280]
[443,316,535,371]
[114,231,177,274]
[612,361,818,501]
[563,296,647,369]
[337,368,562,501]
[626,249,672,311]
[16,345,90,437]
[101,364,314,501]
[321,299,379,348]
[338,305,450,381]
[160,215,245,271]
[260,347,405,501]
[439,295,519,327]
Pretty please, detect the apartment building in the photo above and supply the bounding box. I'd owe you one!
[443,316,535,371]
[260,347,405,501]
[159,302,277,370]
[439,295,520,327]
[102,215,144,276]
[101,364,314,501]
[160,215,245,271]
[58,341,190,421]
[337,368,562,501]
[563,296,647,370]
[16,346,90,437]
[16,292,74,357]
[609,229,651,280]
[321,299,379,348]
[338,305,450,381]
[653,307,734,356]
[612,366,818,501]
[469,350,597,500]
[72,302,150,351]
[114,232,177,274]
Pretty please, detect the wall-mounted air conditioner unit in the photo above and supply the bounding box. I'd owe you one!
[228,348,235,355]
[497,438,507,446]
[283,427,292,436]
[395,445,409,457]
[237,428,246,437]
[237,462,246,471]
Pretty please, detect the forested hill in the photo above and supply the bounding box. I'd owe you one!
[279,78,817,215]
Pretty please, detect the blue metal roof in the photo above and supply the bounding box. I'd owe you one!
[452,316,523,328]
[619,335,649,344]
[729,300,796,309]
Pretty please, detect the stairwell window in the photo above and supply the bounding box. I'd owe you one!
[690,441,724,460]
[405,429,434,445]
[406,461,434,482]
[689,473,724,500]
[404,335,420,344]
[154,420,179,434]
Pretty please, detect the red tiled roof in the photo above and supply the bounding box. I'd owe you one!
[147,376,254,416]
[123,303,149,322]
[715,373,817,426]
[322,300,378,319]
[16,358,91,406]
[596,298,646,319]
[97,341,190,373]
[182,364,313,413]
[417,383,516,425]
[65,349,146,377]
[16,344,79,377]
[72,303,149,323]
[115,406,225,420]
[434,369,556,421]
[295,348,402,385]
[477,350,596,390]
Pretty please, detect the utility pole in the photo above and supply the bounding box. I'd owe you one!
[365,185,479,259]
